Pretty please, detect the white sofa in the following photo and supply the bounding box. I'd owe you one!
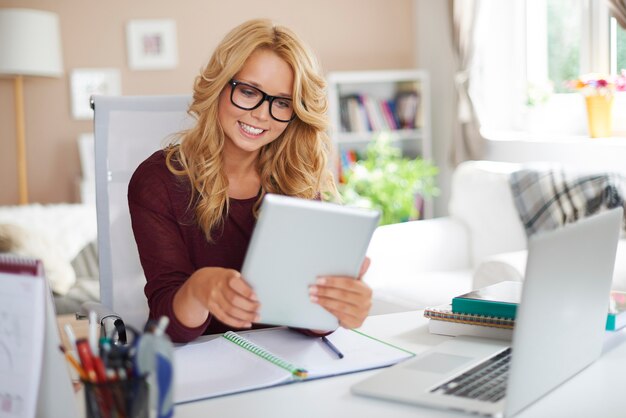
[364,160,626,315]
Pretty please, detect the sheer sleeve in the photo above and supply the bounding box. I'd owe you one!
[128,153,210,342]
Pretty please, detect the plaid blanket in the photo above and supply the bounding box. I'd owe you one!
[509,167,626,236]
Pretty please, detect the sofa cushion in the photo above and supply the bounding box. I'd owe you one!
[449,161,527,266]
[472,250,526,289]
[370,269,474,314]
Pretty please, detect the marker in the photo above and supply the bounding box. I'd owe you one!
[152,317,174,418]
[321,336,344,359]
[75,339,98,383]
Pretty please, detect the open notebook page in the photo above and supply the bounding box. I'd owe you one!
[174,336,292,403]
[242,327,413,378]
[173,327,413,403]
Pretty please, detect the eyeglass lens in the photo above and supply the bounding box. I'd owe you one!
[231,82,294,122]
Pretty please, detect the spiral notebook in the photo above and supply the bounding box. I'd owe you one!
[423,304,515,329]
[173,327,414,403]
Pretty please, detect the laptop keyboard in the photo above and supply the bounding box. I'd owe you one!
[430,348,511,403]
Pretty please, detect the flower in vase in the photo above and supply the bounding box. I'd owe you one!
[567,71,626,96]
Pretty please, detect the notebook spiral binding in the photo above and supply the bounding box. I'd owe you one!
[424,305,515,329]
[223,331,308,378]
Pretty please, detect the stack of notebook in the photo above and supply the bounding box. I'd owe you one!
[425,280,626,340]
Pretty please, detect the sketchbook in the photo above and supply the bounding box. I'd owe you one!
[173,326,414,403]
[0,254,78,418]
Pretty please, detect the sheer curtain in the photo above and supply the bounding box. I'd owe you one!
[448,0,486,166]
[607,0,626,28]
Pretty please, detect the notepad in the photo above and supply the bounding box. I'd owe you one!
[173,327,414,403]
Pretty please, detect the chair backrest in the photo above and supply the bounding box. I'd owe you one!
[93,95,193,331]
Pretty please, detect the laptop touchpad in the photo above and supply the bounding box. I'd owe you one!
[405,353,474,374]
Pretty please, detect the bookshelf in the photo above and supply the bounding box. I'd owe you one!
[326,69,433,218]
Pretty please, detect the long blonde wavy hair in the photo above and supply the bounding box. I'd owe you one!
[166,19,337,241]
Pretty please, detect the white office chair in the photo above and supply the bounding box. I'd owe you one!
[83,95,194,336]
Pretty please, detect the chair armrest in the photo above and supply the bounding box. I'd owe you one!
[363,217,471,288]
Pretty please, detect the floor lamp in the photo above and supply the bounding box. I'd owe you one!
[0,9,63,205]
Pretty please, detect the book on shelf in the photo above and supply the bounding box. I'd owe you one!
[452,280,521,319]
[395,91,420,129]
[338,92,419,133]
[173,326,414,403]
[449,281,626,332]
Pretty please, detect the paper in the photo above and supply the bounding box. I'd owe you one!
[174,337,291,403]
[173,327,414,403]
[0,272,45,418]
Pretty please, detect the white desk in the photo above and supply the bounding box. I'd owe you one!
[173,311,626,418]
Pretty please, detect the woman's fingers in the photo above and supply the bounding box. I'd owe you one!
[206,270,259,327]
[309,276,372,329]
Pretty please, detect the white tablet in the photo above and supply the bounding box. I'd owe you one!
[241,194,380,330]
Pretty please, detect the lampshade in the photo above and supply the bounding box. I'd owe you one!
[0,8,63,77]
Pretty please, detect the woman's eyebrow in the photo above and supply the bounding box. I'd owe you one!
[239,79,292,98]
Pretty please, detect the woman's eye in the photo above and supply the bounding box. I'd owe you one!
[275,99,292,109]
[241,87,259,98]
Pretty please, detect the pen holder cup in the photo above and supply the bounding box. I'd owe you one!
[82,375,149,418]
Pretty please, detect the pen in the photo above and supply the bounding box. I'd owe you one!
[321,336,344,359]
[64,323,78,352]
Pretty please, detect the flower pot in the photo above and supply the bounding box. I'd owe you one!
[585,94,613,138]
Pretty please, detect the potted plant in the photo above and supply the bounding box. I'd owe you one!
[339,133,439,225]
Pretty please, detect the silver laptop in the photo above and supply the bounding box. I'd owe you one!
[352,207,623,417]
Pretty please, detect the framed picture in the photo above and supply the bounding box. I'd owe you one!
[70,68,121,120]
[126,19,178,70]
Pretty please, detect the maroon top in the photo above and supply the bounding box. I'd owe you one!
[128,150,267,342]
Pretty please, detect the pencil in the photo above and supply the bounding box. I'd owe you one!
[58,345,87,380]
[321,336,344,359]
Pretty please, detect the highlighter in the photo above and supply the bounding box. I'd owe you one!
[153,317,174,418]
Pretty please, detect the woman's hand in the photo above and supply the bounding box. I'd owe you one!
[173,267,260,329]
[309,257,372,329]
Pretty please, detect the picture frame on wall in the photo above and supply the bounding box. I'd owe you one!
[126,19,178,70]
[70,68,121,120]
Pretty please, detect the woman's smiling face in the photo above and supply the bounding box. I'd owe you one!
[218,48,294,155]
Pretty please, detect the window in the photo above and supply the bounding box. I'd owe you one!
[545,0,581,93]
[520,0,625,135]
[476,0,626,136]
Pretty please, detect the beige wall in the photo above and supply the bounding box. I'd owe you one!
[0,0,416,205]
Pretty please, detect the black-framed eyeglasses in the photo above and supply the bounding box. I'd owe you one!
[228,79,296,123]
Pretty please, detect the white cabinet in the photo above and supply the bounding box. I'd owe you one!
[326,69,433,218]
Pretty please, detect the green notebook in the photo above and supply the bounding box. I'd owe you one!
[452,281,521,319]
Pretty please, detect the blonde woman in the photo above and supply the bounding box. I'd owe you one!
[128,19,372,343]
